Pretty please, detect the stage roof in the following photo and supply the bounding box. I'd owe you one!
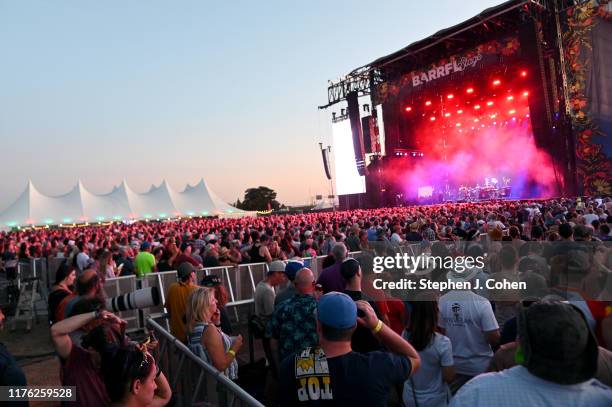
[363,0,537,72]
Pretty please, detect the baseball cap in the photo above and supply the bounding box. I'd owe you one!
[284,260,304,282]
[317,292,357,329]
[177,262,195,280]
[268,260,286,274]
[201,274,222,287]
[340,258,360,280]
[519,301,597,384]
[304,230,313,237]
[140,241,151,251]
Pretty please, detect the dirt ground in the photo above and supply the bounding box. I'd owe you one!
[1,318,61,407]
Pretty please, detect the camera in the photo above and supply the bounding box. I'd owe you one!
[106,286,161,313]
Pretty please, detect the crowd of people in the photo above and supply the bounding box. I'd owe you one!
[1,196,612,406]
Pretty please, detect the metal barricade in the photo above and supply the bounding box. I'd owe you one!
[147,318,264,407]
[141,271,177,331]
[103,275,140,332]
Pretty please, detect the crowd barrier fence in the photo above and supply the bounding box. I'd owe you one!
[147,317,265,407]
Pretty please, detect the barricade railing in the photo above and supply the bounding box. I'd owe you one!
[101,252,363,332]
[147,317,265,407]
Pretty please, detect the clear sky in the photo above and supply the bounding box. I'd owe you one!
[0,0,501,207]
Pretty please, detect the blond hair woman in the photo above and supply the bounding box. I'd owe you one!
[186,287,242,380]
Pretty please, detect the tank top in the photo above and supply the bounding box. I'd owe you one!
[248,244,267,263]
[187,321,238,380]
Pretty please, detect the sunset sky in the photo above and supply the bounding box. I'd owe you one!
[0,0,501,207]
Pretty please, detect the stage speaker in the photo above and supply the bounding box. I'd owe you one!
[347,91,368,175]
[362,116,372,154]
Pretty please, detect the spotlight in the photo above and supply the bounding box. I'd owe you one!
[444,113,451,117]
[490,114,497,118]
[526,114,530,118]
[523,91,529,97]
[507,96,514,101]
[486,101,493,106]
[474,118,479,122]
[509,109,516,114]
[492,79,501,86]
[457,109,463,114]
[405,106,412,112]
[474,105,481,110]
[447,94,454,99]
[521,70,527,77]
[430,116,436,121]
[466,88,474,94]
[456,123,461,127]
[425,100,432,106]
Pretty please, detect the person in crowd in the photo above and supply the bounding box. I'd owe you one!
[451,302,612,406]
[345,227,361,252]
[274,259,304,306]
[340,257,383,352]
[102,345,172,407]
[75,241,93,274]
[99,249,118,279]
[439,267,500,394]
[135,242,157,277]
[165,262,198,343]
[174,242,202,268]
[280,293,421,406]
[267,268,319,369]
[248,233,273,263]
[0,308,27,407]
[56,270,103,322]
[254,260,286,327]
[115,247,136,276]
[201,274,233,334]
[48,260,76,325]
[186,287,242,380]
[406,222,423,241]
[317,243,349,293]
[403,298,455,407]
[489,245,522,326]
[51,301,125,406]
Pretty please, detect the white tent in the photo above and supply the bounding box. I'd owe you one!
[0,179,251,227]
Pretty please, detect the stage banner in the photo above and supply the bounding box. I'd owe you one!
[563,0,612,195]
[373,36,520,105]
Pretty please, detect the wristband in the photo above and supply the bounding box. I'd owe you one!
[372,320,383,334]
[227,349,236,358]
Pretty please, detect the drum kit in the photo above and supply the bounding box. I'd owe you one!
[457,177,511,201]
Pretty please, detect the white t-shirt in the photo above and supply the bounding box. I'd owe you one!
[439,290,499,376]
[391,233,403,244]
[450,365,612,407]
[254,280,275,321]
[583,213,599,226]
[403,332,454,407]
[76,252,90,272]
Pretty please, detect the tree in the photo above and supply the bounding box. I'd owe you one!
[236,186,281,211]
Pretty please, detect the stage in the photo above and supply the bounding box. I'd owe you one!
[321,0,612,210]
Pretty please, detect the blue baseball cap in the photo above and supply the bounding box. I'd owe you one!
[317,292,357,329]
[140,241,151,251]
[284,260,304,282]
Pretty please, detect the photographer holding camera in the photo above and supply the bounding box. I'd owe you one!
[280,293,420,406]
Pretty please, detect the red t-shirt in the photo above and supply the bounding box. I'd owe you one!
[61,346,110,407]
[174,254,200,267]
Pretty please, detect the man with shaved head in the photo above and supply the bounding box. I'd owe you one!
[267,267,319,371]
